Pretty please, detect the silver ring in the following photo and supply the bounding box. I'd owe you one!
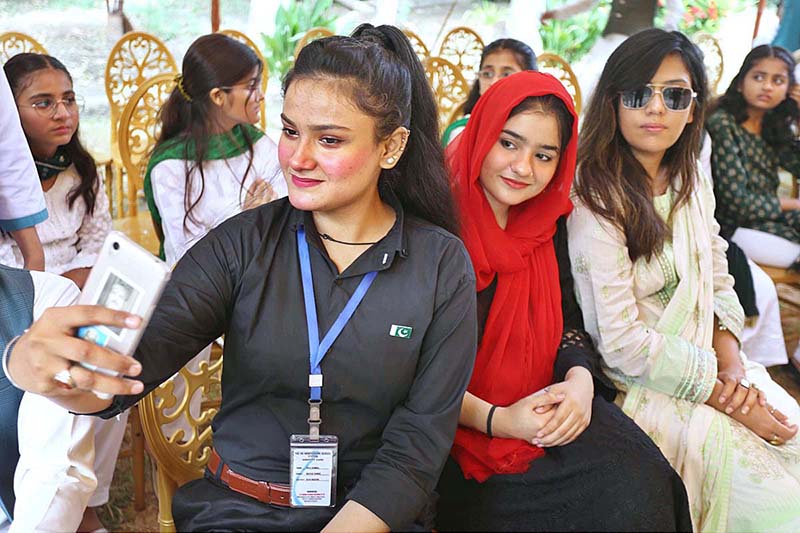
[53,368,76,390]
[739,378,751,390]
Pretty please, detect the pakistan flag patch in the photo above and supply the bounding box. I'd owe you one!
[389,324,413,339]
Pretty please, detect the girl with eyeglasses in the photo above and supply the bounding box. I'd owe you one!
[2,53,121,533]
[706,45,800,273]
[2,54,110,289]
[441,38,537,146]
[569,29,800,530]
[144,33,286,267]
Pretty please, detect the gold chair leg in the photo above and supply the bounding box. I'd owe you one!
[156,466,178,533]
[132,404,146,511]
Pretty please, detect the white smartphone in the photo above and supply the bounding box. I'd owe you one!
[75,231,170,394]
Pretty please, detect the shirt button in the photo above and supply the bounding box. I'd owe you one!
[335,279,343,286]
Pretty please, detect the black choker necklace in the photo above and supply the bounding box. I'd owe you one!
[320,233,378,246]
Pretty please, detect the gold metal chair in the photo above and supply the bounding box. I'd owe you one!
[437,26,484,85]
[424,56,470,135]
[293,27,334,59]
[139,356,223,532]
[693,33,724,95]
[105,32,177,216]
[402,29,430,63]
[537,53,582,116]
[117,73,176,217]
[218,29,269,130]
[0,32,47,63]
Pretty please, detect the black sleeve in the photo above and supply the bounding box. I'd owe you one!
[552,218,616,400]
[91,214,249,418]
[346,239,477,530]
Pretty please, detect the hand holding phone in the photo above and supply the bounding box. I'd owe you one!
[75,232,171,397]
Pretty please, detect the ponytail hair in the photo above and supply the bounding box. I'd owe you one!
[284,23,459,236]
[4,53,99,214]
[154,33,263,230]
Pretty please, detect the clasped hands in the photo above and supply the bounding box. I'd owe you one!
[713,359,797,445]
[491,366,593,447]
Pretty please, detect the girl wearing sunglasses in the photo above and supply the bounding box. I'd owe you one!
[569,29,800,531]
[706,45,800,273]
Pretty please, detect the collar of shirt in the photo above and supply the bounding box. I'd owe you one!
[290,187,410,279]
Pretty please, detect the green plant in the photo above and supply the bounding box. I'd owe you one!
[260,0,335,81]
[539,0,610,63]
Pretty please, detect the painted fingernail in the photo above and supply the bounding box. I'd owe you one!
[725,406,733,414]
[532,439,541,446]
[131,382,144,394]
[719,396,726,403]
[125,315,142,328]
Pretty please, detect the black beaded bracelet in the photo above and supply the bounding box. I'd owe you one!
[486,404,498,438]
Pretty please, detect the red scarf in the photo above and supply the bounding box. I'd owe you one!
[448,71,578,482]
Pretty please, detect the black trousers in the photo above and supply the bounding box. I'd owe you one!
[436,397,693,532]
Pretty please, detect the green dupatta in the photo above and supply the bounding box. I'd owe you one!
[143,124,265,260]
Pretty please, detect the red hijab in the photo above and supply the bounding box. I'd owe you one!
[448,71,578,482]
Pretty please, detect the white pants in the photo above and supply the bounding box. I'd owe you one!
[11,395,127,533]
[741,260,789,367]
[732,227,800,269]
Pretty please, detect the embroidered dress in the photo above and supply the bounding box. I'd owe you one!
[0,164,111,273]
[144,124,285,265]
[707,108,800,244]
[568,171,800,532]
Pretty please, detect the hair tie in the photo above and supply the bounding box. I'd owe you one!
[174,73,193,102]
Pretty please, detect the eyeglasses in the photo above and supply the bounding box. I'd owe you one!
[619,84,696,111]
[21,95,84,117]
[479,70,517,81]
[219,80,263,97]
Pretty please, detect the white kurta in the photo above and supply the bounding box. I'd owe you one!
[0,69,46,231]
[11,272,93,533]
[0,165,111,274]
[150,135,285,266]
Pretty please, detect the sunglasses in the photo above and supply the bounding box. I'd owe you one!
[619,84,697,111]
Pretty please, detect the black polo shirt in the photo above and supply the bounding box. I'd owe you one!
[96,195,477,529]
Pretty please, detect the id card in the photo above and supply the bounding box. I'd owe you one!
[289,434,338,508]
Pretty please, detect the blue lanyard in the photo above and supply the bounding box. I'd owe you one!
[297,226,377,403]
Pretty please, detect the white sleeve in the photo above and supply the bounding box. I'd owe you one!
[61,177,113,272]
[0,69,47,231]
[255,135,287,200]
[12,272,96,533]
[150,161,193,267]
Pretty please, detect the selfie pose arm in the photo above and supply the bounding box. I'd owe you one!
[5,220,241,414]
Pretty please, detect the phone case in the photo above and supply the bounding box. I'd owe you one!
[76,231,171,356]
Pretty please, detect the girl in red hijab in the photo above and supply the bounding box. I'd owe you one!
[435,70,692,531]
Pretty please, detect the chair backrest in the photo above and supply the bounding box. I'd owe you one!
[424,56,470,134]
[117,73,176,216]
[105,31,177,167]
[218,29,269,130]
[437,26,484,85]
[293,27,335,59]
[139,355,223,532]
[402,29,430,63]
[0,32,47,64]
[536,53,582,115]
[693,33,724,95]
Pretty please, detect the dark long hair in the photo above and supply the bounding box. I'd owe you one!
[711,44,798,148]
[4,53,99,214]
[284,23,459,236]
[576,29,708,262]
[463,38,538,115]
[154,33,262,230]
